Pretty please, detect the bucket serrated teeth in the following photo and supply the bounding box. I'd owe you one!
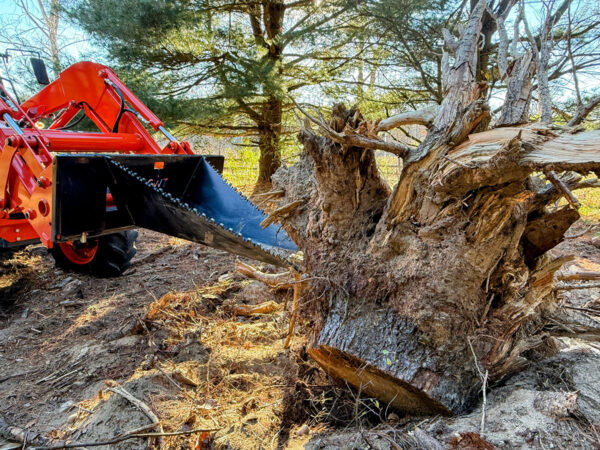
[106,156,295,267]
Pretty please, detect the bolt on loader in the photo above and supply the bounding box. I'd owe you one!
[0,52,296,276]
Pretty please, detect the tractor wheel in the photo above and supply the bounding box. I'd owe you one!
[51,230,138,277]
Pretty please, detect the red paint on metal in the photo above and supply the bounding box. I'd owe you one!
[0,61,196,251]
[59,241,99,265]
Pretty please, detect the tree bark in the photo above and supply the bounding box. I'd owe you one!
[497,52,536,126]
[254,1,285,184]
[275,115,600,415]
[257,95,283,184]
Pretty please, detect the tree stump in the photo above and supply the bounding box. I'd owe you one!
[270,0,600,414]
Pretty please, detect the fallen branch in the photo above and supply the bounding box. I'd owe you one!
[106,385,161,426]
[555,282,600,290]
[260,200,304,228]
[106,383,164,447]
[544,171,581,209]
[557,271,600,281]
[567,94,600,126]
[0,415,48,447]
[235,260,295,289]
[30,427,220,449]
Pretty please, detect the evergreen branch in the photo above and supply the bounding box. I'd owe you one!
[284,0,313,9]
[282,4,352,46]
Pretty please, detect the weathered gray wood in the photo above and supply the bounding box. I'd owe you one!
[567,94,600,126]
[497,52,536,126]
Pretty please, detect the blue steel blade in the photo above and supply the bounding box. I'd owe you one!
[187,158,298,252]
[107,157,297,267]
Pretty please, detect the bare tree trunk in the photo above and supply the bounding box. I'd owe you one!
[253,0,284,185]
[538,39,553,124]
[497,52,536,126]
[257,96,283,184]
[38,0,62,76]
[493,1,537,126]
[271,0,600,415]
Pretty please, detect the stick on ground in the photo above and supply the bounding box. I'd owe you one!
[107,384,164,447]
[284,272,303,349]
[30,427,220,449]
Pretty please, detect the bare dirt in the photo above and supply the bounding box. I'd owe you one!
[1,224,600,449]
[0,231,319,448]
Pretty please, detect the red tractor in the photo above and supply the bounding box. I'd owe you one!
[0,54,295,276]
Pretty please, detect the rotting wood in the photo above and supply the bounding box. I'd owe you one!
[270,0,600,416]
[275,90,600,414]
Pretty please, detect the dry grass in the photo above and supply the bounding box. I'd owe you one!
[118,280,306,448]
[576,187,600,221]
[88,275,391,449]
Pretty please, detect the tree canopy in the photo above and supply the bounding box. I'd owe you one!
[8,0,595,182]
[70,0,365,182]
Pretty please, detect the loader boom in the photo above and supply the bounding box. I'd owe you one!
[0,61,296,271]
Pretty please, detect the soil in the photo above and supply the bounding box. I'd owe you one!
[1,224,599,449]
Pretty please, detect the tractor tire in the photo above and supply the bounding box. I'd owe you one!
[51,230,138,277]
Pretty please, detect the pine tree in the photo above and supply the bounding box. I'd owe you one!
[70,0,359,184]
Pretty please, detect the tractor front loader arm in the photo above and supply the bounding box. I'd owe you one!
[0,61,296,268]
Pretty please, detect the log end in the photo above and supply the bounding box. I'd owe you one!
[308,345,453,416]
